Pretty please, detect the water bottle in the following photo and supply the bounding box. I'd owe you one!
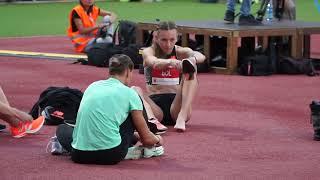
[266,1,273,22]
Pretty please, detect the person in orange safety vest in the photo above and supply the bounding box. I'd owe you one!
[67,0,117,53]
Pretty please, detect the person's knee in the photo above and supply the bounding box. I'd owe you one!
[56,124,74,152]
[150,106,163,122]
[103,15,111,24]
[131,86,144,96]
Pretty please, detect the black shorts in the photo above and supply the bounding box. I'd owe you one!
[149,93,176,126]
[56,115,135,165]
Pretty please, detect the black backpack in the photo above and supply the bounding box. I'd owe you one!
[238,54,274,76]
[114,20,143,68]
[86,43,123,67]
[84,20,142,68]
[238,37,278,76]
[278,56,318,76]
[310,101,320,113]
[122,44,143,69]
[86,43,142,68]
[114,20,137,47]
[29,87,83,125]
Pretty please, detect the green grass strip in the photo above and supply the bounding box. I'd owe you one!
[0,0,319,37]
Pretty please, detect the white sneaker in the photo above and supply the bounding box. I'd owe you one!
[143,146,164,158]
[125,146,143,160]
[125,146,165,160]
[46,136,68,155]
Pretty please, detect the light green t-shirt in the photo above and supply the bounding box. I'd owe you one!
[71,78,143,151]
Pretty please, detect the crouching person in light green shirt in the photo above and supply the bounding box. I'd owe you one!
[55,54,164,165]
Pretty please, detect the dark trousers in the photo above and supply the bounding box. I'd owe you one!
[56,115,135,165]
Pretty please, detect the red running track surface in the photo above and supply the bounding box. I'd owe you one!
[1,35,320,58]
[0,56,320,180]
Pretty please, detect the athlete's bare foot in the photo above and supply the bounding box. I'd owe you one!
[174,118,186,132]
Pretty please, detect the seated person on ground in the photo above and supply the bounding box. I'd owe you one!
[0,86,44,138]
[49,54,164,165]
[67,0,117,53]
[141,21,206,132]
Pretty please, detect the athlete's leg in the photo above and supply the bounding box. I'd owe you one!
[170,73,198,132]
[0,87,32,127]
[0,87,9,105]
[131,86,164,122]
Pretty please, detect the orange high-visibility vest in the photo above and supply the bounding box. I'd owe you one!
[67,5,99,53]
